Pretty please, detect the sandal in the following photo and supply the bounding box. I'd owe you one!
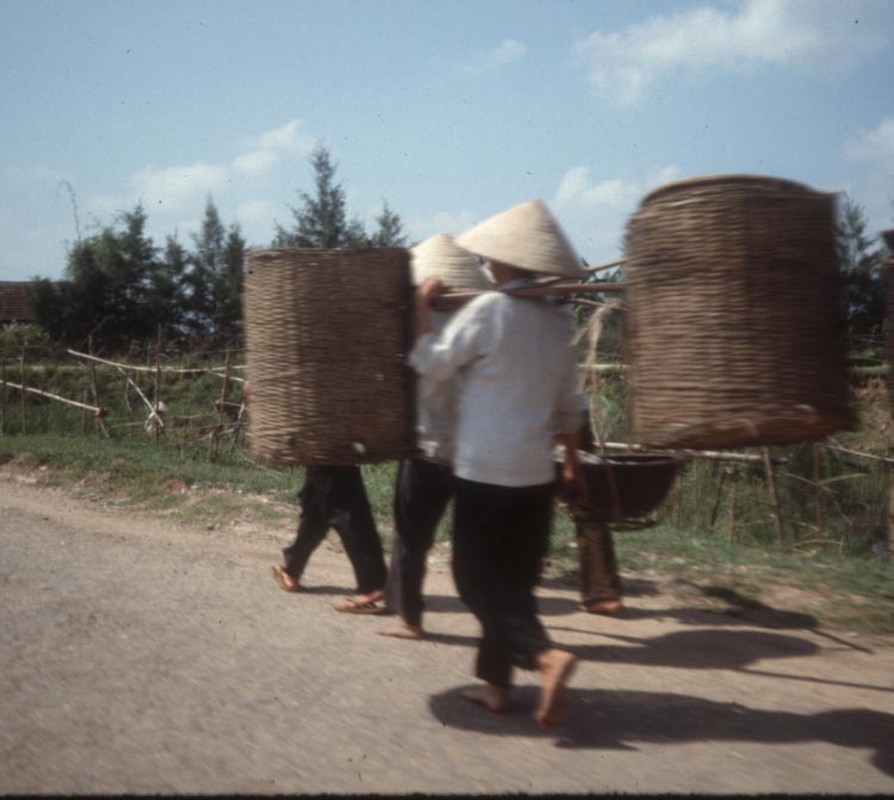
[333,596,389,615]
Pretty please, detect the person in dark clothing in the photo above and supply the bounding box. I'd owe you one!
[411,200,587,730]
[381,458,454,637]
[271,464,388,613]
[571,417,624,615]
[379,233,493,640]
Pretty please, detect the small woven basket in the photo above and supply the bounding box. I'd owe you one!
[243,248,415,465]
[624,174,856,449]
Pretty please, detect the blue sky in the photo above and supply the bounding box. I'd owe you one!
[2,0,893,281]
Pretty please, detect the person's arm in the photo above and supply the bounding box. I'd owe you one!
[414,277,444,339]
[555,427,587,506]
[410,288,491,384]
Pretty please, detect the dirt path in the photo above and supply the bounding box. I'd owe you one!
[1,471,893,794]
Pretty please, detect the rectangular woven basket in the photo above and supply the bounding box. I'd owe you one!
[243,247,415,465]
[623,174,857,449]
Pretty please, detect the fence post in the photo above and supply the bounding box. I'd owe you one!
[813,442,824,541]
[19,351,26,436]
[154,327,162,445]
[762,445,785,546]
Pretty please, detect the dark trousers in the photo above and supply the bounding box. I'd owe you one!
[573,511,622,604]
[386,458,454,627]
[451,477,555,689]
[573,418,622,603]
[282,465,387,595]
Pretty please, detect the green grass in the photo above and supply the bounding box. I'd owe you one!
[4,430,892,635]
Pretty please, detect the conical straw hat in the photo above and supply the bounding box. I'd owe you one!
[456,199,585,279]
[410,233,494,291]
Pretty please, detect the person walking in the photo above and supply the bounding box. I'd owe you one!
[379,234,494,640]
[410,200,587,729]
[270,464,389,613]
[569,419,624,615]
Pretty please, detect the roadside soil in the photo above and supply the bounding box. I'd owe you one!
[1,467,893,795]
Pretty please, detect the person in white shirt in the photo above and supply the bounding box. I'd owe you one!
[380,234,494,640]
[410,200,586,730]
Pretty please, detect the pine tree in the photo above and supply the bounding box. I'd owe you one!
[835,193,884,354]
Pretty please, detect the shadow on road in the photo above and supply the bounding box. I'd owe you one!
[429,686,894,779]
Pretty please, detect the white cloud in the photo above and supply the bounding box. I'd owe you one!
[846,117,894,167]
[575,0,892,107]
[129,162,229,208]
[461,39,527,74]
[552,164,683,262]
[124,120,314,215]
[233,119,315,177]
[843,117,894,235]
[232,149,279,177]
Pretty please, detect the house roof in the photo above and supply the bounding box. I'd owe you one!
[0,282,36,323]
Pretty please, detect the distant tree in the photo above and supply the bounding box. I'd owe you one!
[145,234,190,341]
[185,198,245,345]
[368,200,407,247]
[274,144,384,248]
[835,193,884,354]
[31,204,158,350]
[218,224,246,343]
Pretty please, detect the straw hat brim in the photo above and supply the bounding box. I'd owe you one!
[456,199,585,280]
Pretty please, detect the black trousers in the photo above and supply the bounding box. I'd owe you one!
[573,418,622,603]
[573,511,622,604]
[282,465,387,595]
[451,477,555,689]
[385,458,454,627]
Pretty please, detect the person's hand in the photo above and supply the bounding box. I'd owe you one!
[417,277,446,308]
[562,456,589,508]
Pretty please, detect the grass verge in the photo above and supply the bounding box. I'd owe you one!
[1,432,892,636]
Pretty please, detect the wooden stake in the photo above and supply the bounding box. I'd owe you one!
[154,327,162,444]
[813,442,824,541]
[19,353,26,436]
[727,469,738,544]
[2,379,104,414]
[762,445,785,546]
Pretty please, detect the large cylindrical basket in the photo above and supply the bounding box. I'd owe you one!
[243,248,415,465]
[624,174,856,449]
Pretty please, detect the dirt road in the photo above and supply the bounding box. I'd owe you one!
[1,471,893,794]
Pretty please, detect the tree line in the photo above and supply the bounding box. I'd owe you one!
[28,145,407,354]
[25,144,890,359]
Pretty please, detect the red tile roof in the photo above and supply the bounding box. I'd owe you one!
[0,282,36,323]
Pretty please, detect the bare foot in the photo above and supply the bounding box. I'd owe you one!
[377,620,424,640]
[581,599,624,615]
[270,565,301,593]
[535,649,576,729]
[461,684,509,714]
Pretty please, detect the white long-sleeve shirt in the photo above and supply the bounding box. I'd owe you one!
[409,288,584,487]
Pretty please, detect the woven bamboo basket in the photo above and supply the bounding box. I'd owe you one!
[624,174,856,449]
[243,248,415,465]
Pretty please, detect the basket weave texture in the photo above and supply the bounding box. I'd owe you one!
[243,248,415,465]
[624,175,856,449]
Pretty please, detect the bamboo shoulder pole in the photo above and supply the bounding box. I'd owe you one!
[433,281,625,310]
